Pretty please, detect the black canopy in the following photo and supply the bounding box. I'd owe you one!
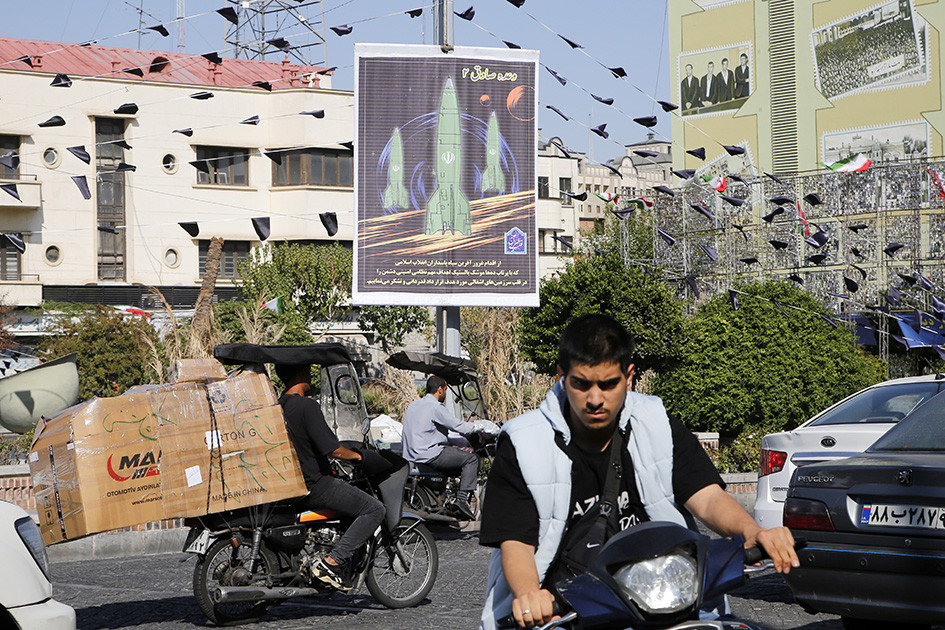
[214,343,353,367]
[386,351,478,385]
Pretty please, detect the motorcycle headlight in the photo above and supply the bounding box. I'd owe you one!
[612,552,698,614]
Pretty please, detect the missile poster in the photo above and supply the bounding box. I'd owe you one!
[353,44,539,307]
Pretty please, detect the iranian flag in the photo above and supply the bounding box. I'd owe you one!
[626,197,653,210]
[796,201,811,237]
[261,296,284,314]
[594,192,620,204]
[702,175,727,192]
[823,153,872,172]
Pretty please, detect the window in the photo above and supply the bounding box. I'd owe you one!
[559,177,572,205]
[0,234,22,280]
[537,176,550,199]
[195,146,248,185]
[810,382,940,427]
[96,118,127,280]
[272,149,353,187]
[199,240,251,278]
[0,136,19,179]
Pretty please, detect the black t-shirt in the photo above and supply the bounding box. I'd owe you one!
[279,393,341,489]
[479,414,724,549]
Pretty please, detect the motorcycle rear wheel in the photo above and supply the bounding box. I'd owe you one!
[193,537,279,626]
[366,521,438,608]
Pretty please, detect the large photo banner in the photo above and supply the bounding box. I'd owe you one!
[353,44,539,307]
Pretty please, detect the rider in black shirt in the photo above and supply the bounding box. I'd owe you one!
[277,363,385,590]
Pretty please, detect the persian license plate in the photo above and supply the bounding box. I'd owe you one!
[859,503,945,530]
[183,528,212,554]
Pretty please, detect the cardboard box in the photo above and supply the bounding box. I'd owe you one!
[29,371,306,545]
[168,358,228,384]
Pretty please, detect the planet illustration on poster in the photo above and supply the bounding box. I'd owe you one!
[506,85,535,122]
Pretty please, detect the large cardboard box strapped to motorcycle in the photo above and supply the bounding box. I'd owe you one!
[29,366,307,545]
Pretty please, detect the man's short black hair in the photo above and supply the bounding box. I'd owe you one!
[558,314,635,375]
[425,375,447,395]
[722,57,729,64]
[275,363,310,385]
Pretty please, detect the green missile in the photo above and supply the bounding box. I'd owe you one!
[425,77,472,235]
[479,111,505,194]
[383,128,408,209]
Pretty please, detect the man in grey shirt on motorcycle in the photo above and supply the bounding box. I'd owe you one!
[402,375,484,520]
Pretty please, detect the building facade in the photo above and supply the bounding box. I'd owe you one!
[536,133,672,277]
[0,37,351,312]
[670,0,941,175]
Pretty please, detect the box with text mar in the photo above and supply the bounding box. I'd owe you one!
[29,371,305,545]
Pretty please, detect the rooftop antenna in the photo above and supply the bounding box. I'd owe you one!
[176,0,185,53]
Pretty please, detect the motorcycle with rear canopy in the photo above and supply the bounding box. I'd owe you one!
[182,343,438,625]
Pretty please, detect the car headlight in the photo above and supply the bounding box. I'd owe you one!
[15,516,50,580]
[613,553,698,614]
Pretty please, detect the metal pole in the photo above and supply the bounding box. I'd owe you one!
[433,0,461,415]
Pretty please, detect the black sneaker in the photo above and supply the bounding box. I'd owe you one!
[311,557,350,590]
[453,495,477,521]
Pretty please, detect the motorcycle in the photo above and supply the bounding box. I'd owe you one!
[404,429,497,524]
[497,521,801,630]
[385,350,499,524]
[183,450,438,625]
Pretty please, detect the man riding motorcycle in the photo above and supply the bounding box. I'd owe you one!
[402,375,483,520]
[276,362,386,590]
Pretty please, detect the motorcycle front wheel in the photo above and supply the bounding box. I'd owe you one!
[366,520,438,608]
[193,537,279,626]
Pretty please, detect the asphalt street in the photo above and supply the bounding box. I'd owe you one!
[45,524,898,630]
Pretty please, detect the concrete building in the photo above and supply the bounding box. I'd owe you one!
[669,0,942,175]
[536,133,672,277]
[0,37,351,315]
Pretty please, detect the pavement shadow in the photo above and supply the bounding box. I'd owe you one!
[74,594,434,629]
[731,572,797,604]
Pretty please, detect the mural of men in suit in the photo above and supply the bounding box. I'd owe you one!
[716,58,735,102]
[701,61,718,106]
[681,63,701,111]
[734,52,750,99]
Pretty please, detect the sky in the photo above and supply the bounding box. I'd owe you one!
[0,0,671,162]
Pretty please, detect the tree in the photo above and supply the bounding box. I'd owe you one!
[462,307,556,422]
[238,242,353,327]
[358,305,430,353]
[37,306,162,400]
[213,298,313,346]
[237,241,429,350]
[654,280,886,439]
[518,249,686,375]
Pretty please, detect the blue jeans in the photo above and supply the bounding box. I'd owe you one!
[299,476,385,563]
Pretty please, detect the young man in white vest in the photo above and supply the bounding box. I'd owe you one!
[479,314,798,629]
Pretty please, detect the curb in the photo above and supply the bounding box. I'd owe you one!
[48,527,189,564]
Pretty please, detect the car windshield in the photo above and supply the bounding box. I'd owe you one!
[809,382,940,426]
[871,391,945,452]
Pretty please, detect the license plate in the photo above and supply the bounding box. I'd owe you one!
[859,503,945,530]
[183,528,212,554]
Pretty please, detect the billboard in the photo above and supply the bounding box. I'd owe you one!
[353,44,539,307]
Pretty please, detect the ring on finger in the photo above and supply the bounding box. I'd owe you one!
[522,609,531,615]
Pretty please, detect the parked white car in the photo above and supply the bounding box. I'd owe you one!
[0,500,75,629]
[753,374,945,528]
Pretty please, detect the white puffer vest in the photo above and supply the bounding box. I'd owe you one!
[480,381,687,630]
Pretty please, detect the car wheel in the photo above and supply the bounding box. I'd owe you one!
[841,617,930,630]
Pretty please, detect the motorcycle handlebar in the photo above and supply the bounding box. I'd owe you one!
[497,602,564,629]
[744,536,807,565]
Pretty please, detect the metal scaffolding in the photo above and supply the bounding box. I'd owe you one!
[223,0,327,66]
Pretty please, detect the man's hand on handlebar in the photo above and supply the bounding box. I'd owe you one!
[511,588,557,628]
